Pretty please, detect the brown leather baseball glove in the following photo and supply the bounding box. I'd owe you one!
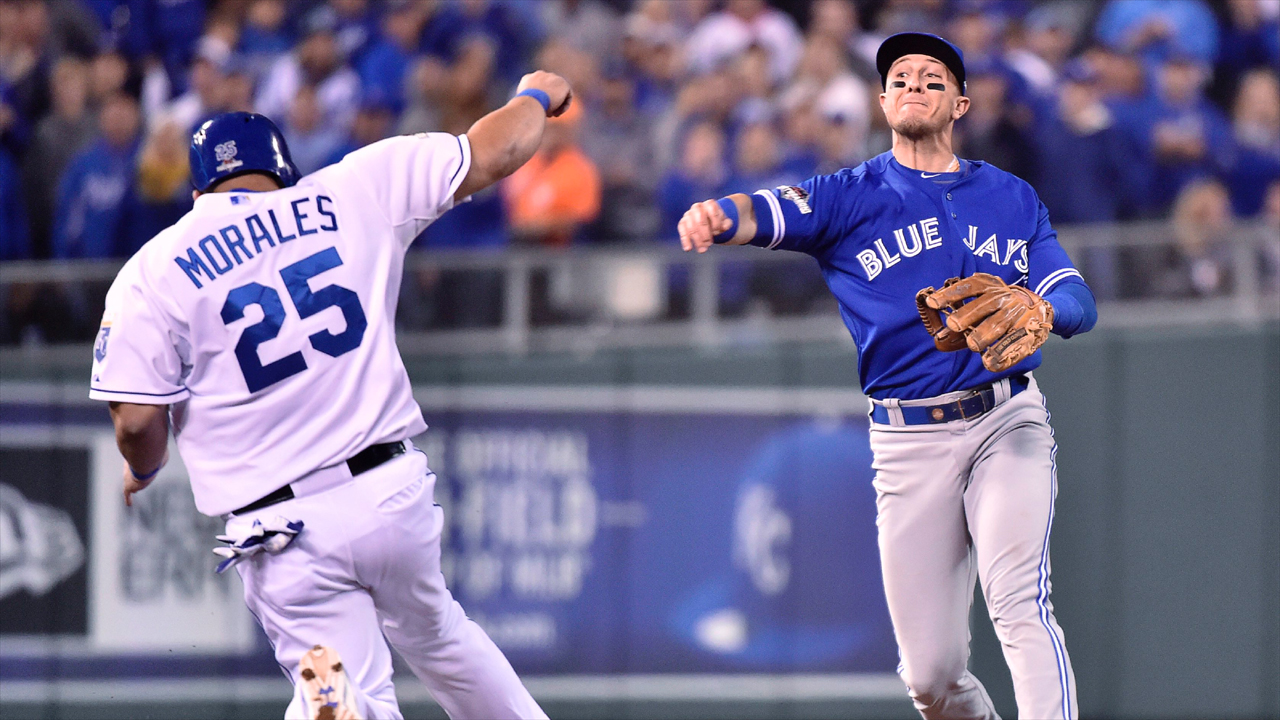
[916,273,1055,372]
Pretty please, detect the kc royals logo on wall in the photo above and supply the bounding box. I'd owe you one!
[214,141,243,173]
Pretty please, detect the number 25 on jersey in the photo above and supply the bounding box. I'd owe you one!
[220,247,367,392]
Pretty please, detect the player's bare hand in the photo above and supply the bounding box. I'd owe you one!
[122,450,167,507]
[677,199,731,253]
[516,71,573,117]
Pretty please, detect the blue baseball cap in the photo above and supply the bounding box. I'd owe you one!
[877,32,967,95]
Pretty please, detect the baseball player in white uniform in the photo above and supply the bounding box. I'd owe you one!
[90,71,573,720]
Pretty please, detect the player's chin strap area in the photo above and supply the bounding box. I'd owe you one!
[213,516,305,574]
[869,373,1029,427]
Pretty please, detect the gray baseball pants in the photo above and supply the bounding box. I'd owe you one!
[870,376,1077,720]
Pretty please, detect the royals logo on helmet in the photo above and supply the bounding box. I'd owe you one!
[214,141,243,173]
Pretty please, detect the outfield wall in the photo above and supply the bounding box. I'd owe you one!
[1,323,1276,720]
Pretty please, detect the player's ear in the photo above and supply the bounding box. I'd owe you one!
[952,95,970,121]
[192,189,201,201]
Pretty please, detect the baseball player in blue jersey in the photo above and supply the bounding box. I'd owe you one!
[91,71,574,719]
[679,33,1097,720]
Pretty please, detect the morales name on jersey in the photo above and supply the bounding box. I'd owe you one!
[174,194,339,290]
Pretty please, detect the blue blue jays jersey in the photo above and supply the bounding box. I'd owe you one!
[749,152,1087,400]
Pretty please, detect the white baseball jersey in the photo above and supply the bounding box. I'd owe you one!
[90,133,472,516]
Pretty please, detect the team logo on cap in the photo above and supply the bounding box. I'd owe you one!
[214,140,244,173]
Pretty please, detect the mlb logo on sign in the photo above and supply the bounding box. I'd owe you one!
[214,141,243,173]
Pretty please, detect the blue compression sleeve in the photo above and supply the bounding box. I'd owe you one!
[746,192,777,248]
[1044,281,1097,338]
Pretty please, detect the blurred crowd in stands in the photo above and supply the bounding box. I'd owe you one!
[1,0,1278,343]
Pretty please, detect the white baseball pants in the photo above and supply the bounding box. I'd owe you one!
[870,378,1077,720]
[229,445,546,719]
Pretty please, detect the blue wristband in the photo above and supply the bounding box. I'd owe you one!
[515,88,551,113]
[713,197,739,243]
[130,463,163,482]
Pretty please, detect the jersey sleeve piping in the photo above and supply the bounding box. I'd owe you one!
[448,134,472,196]
[1034,267,1083,297]
[753,189,784,249]
[89,386,190,403]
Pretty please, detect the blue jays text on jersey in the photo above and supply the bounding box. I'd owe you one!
[175,194,339,290]
[744,152,1088,401]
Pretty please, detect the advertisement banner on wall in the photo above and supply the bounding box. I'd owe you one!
[88,432,257,654]
[420,406,897,675]
[0,447,90,636]
[3,383,894,678]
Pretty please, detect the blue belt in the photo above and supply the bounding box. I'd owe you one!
[871,375,1030,426]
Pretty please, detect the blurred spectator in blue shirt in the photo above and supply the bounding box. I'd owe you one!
[619,2,681,122]
[779,35,871,163]
[580,67,661,242]
[875,0,947,37]
[1215,0,1280,102]
[1035,61,1149,224]
[658,121,728,242]
[1136,55,1236,212]
[807,0,883,83]
[358,1,430,116]
[1095,0,1219,67]
[86,50,134,112]
[238,0,294,81]
[1,1,55,153]
[329,0,379,67]
[21,57,96,258]
[120,0,206,95]
[954,64,1036,182]
[128,119,193,253]
[256,9,361,137]
[727,122,812,194]
[1005,1,1093,97]
[420,0,543,85]
[53,93,140,259]
[1224,69,1280,217]
[282,85,346,176]
[0,147,31,260]
[324,98,395,168]
[540,0,623,62]
[152,36,231,136]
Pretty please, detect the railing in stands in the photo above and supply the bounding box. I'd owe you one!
[1,221,1276,356]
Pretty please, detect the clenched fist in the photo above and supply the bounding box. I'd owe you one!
[516,71,573,117]
[677,199,733,253]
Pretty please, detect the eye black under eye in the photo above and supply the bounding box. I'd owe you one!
[890,81,906,88]
[926,83,946,91]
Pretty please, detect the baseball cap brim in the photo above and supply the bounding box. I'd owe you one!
[876,32,967,95]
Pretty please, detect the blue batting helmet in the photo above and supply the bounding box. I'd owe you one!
[189,112,300,192]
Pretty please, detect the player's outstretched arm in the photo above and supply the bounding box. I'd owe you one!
[678,194,757,253]
[108,402,170,506]
[454,70,572,201]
